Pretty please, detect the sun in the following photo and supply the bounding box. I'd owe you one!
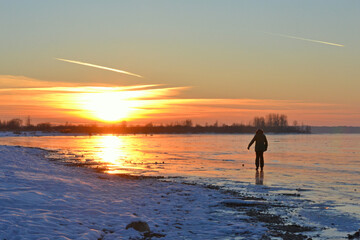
[52,85,182,123]
[77,91,139,122]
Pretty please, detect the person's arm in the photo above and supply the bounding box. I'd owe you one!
[264,135,268,151]
[248,136,256,150]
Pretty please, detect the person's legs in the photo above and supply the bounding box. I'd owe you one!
[255,151,260,170]
[259,151,264,170]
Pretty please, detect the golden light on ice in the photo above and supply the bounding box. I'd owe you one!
[93,135,145,174]
[96,135,126,165]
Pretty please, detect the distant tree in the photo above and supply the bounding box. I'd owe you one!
[7,118,23,129]
[253,116,265,128]
[26,116,32,127]
[213,121,219,127]
[266,113,287,127]
[184,119,193,127]
[279,114,288,127]
[266,113,279,127]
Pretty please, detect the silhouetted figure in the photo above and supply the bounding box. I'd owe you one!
[255,170,264,185]
[248,129,268,171]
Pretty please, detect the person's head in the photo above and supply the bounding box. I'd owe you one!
[256,129,264,135]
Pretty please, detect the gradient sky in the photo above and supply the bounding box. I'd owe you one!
[1,1,359,126]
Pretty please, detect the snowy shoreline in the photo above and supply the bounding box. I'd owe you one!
[0,145,267,239]
[0,144,323,239]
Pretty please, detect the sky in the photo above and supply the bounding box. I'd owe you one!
[0,0,359,126]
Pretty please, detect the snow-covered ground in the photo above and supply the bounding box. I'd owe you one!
[0,145,270,240]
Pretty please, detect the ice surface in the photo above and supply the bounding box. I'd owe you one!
[0,145,267,239]
[1,134,359,239]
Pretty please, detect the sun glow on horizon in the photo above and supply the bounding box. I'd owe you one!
[0,76,359,126]
[72,86,185,122]
[77,91,141,122]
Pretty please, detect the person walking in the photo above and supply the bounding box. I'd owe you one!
[248,129,268,171]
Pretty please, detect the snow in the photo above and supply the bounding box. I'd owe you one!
[0,145,267,239]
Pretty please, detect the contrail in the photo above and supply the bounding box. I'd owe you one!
[264,32,344,47]
[56,58,143,78]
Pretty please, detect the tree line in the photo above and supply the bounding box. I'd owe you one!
[0,114,311,134]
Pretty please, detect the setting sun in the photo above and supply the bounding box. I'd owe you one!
[78,91,138,122]
[65,85,184,123]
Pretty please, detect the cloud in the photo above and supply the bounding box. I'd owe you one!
[264,32,344,47]
[0,75,72,88]
[56,58,143,78]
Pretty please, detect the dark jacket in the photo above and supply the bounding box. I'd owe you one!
[248,133,268,152]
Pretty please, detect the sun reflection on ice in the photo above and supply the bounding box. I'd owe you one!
[96,135,126,165]
[93,135,146,175]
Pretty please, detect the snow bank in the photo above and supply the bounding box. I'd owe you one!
[0,145,267,239]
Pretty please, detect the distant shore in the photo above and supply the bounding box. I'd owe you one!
[311,126,360,134]
[2,128,360,139]
[0,124,311,136]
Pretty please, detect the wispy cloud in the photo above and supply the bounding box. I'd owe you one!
[56,58,143,78]
[0,75,74,88]
[264,32,344,47]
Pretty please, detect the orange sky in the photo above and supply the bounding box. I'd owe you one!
[1,75,358,126]
[1,2,360,126]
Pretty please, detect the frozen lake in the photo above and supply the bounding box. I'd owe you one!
[0,133,359,238]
